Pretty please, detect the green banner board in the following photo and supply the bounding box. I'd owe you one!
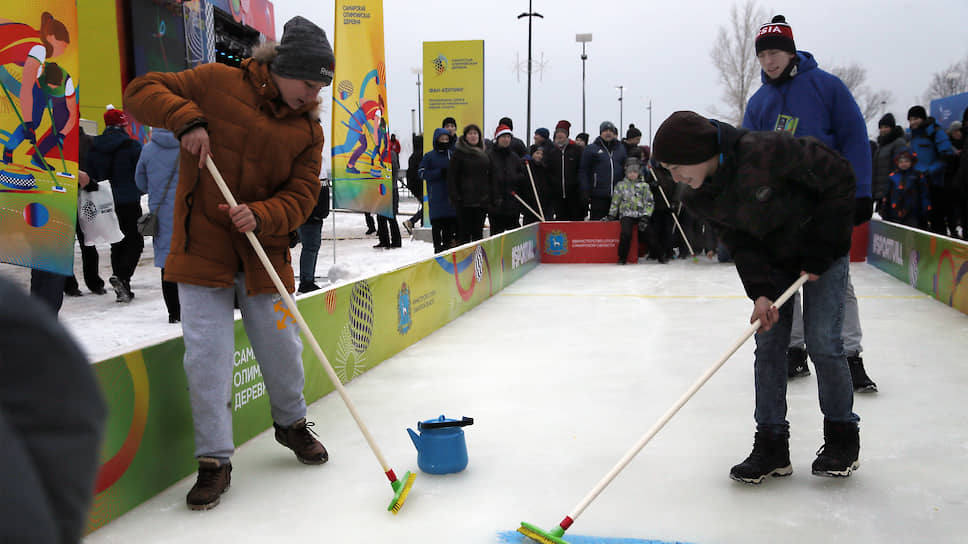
[867,219,968,314]
[87,225,539,532]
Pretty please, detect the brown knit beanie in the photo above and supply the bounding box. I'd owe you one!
[652,111,720,165]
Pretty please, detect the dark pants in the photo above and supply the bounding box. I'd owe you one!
[297,222,322,283]
[161,268,180,321]
[928,184,953,236]
[30,269,66,314]
[408,205,424,226]
[589,196,612,221]
[489,212,519,236]
[64,219,105,293]
[617,217,641,263]
[432,217,457,253]
[110,202,144,286]
[647,209,675,261]
[377,214,401,247]
[456,206,487,244]
[364,213,376,233]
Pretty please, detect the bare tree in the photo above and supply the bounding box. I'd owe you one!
[828,64,893,123]
[923,57,968,102]
[709,0,766,125]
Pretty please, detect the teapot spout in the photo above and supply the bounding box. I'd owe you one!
[407,428,421,451]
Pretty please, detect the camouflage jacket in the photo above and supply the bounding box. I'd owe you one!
[681,122,856,301]
[608,178,655,219]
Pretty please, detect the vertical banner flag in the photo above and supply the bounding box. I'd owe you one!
[331,0,393,218]
[0,3,80,274]
[421,40,484,159]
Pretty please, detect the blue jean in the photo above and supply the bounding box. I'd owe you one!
[753,256,859,434]
[789,270,863,356]
[297,222,322,284]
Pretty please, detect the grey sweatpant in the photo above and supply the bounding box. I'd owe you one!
[790,269,863,356]
[180,273,307,459]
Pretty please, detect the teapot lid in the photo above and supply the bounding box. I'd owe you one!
[417,415,474,430]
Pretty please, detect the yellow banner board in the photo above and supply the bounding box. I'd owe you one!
[421,40,484,153]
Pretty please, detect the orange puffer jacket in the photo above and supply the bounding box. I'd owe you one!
[123,55,323,295]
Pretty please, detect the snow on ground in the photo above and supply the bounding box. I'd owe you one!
[0,196,430,362]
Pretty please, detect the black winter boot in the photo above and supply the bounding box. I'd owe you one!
[186,457,231,510]
[787,346,810,378]
[812,419,860,477]
[848,355,877,393]
[730,431,793,484]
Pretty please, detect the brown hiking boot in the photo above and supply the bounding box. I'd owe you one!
[186,457,231,510]
[274,418,329,464]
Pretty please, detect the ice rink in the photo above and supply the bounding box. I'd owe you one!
[83,260,968,544]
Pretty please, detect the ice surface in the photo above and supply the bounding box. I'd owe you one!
[73,251,968,543]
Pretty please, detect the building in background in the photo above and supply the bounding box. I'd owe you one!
[79,0,275,140]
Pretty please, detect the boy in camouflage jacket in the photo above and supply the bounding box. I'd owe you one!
[605,157,654,264]
[653,111,860,485]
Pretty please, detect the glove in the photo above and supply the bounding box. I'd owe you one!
[854,197,873,225]
[23,121,36,145]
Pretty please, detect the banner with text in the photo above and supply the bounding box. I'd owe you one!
[421,40,484,156]
[867,219,968,315]
[539,221,639,263]
[331,0,393,218]
[0,3,80,274]
[85,224,539,533]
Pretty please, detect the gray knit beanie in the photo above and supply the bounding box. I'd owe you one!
[271,16,335,85]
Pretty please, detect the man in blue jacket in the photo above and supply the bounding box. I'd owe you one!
[906,105,955,236]
[580,121,627,220]
[87,107,144,303]
[743,15,876,393]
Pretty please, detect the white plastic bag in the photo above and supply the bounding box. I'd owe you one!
[78,182,124,245]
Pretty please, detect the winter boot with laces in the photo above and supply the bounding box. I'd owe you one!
[787,346,810,378]
[847,355,877,393]
[812,419,860,477]
[729,431,793,484]
[274,417,329,464]
[186,457,231,510]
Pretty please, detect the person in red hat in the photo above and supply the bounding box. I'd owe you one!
[488,124,526,234]
[546,119,585,220]
[85,105,144,303]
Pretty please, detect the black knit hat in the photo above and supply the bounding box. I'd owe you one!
[755,15,796,55]
[499,117,514,130]
[878,113,896,129]
[626,124,642,140]
[442,117,457,128]
[271,16,335,85]
[907,106,927,120]
[652,111,720,166]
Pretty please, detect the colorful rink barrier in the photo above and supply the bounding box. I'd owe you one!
[86,224,539,533]
[867,218,968,315]
[539,221,639,264]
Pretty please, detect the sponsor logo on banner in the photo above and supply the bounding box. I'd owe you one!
[511,239,536,269]
[397,282,412,335]
[545,230,569,256]
[872,233,904,265]
[432,54,447,75]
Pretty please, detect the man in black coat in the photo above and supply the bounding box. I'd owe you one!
[654,111,860,485]
[546,120,585,220]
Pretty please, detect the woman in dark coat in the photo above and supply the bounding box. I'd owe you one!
[447,124,491,244]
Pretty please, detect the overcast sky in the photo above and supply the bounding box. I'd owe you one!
[272,0,968,152]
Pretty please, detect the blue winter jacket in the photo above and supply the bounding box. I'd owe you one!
[87,126,144,205]
[743,51,872,199]
[579,136,627,198]
[908,120,953,187]
[135,129,180,268]
[418,128,456,220]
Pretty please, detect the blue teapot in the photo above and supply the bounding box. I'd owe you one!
[407,415,474,474]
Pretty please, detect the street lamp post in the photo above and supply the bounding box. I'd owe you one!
[647,99,653,148]
[616,85,624,134]
[411,67,422,132]
[518,2,543,143]
[576,33,592,134]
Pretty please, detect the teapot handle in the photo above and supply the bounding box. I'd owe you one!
[418,416,474,430]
